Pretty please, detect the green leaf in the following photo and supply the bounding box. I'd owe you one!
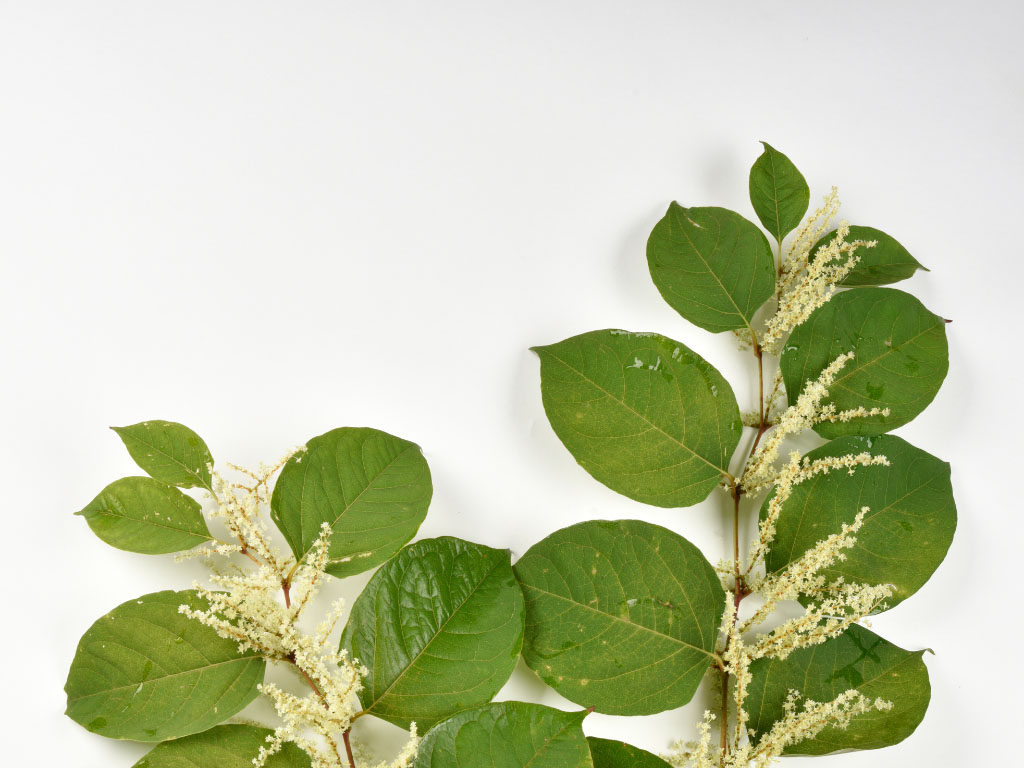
[587,737,672,768]
[112,421,214,490]
[749,142,810,243]
[340,536,525,730]
[647,205,775,334]
[780,287,948,438]
[764,435,956,609]
[513,519,724,715]
[270,427,432,578]
[813,225,928,286]
[414,702,592,768]
[534,330,741,508]
[132,725,310,767]
[65,590,265,741]
[76,476,213,554]
[746,625,930,754]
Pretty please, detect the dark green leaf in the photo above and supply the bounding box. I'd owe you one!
[647,205,775,333]
[513,519,724,715]
[764,435,956,609]
[76,476,212,554]
[65,590,265,741]
[534,330,741,508]
[340,536,525,730]
[813,225,927,286]
[270,427,431,578]
[749,142,810,243]
[587,737,672,768]
[133,725,310,767]
[112,421,214,490]
[780,287,948,438]
[414,702,592,768]
[746,625,930,754]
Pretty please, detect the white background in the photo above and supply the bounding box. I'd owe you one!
[1,1,1020,765]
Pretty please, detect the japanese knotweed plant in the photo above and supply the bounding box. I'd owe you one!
[65,423,529,768]
[516,143,955,767]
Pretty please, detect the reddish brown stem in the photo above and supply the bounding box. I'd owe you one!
[342,729,356,768]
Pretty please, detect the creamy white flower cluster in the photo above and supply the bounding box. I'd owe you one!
[177,455,418,768]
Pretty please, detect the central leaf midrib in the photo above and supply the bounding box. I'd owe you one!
[520,582,716,660]
[68,655,258,701]
[546,352,729,477]
[368,557,505,711]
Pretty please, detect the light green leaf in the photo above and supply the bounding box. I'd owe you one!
[764,435,956,609]
[132,725,310,767]
[270,427,431,578]
[513,519,724,715]
[587,737,672,768]
[746,625,930,754]
[647,205,775,333]
[534,330,741,508]
[749,142,810,243]
[414,702,592,768]
[340,536,525,730]
[780,287,948,438]
[76,476,212,554]
[813,225,928,286]
[65,590,265,741]
[112,421,214,490]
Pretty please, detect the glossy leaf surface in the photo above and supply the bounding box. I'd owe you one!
[414,702,592,768]
[340,536,524,730]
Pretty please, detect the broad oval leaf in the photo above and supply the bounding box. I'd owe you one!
[749,142,810,243]
[112,421,214,490]
[340,536,525,730]
[77,476,212,554]
[513,519,724,715]
[764,435,956,609]
[780,287,948,438]
[746,625,930,755]
[647,205,775,333]
[534,330,741,508]
[65,590,265,741]
[414,702,592,768]
[133,724,310,767]
[271,427,432,578]
[814,225,928,286]
[587,737,672,768]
